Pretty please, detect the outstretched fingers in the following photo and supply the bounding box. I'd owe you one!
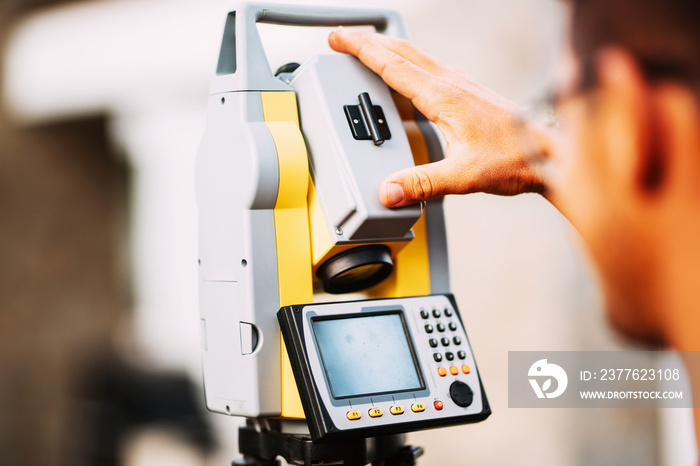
[329,27,461,124]
[358,33,461,82]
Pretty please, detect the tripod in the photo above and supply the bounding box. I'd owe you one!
[233,419,424,466]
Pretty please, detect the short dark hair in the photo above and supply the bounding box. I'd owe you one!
[570,0,700,91]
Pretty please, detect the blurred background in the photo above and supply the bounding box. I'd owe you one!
[0,0,696,465]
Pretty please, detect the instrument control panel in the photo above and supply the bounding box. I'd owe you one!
[278,294,490,441]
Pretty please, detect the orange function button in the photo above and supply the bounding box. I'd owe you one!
[346,410,361,420]
[462,364,471,374]
[450,366,459,375]
[390,405,405,415]
[411,403,426,412]
[368,408,383,418]
[434,400,444,410]
[437,367,447,377]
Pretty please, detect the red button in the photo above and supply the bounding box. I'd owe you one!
[434,400,444,410]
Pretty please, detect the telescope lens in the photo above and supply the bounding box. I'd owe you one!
[335,263,384,281]
[317,245,394,294]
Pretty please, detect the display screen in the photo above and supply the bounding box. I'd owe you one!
[311,312,424,399]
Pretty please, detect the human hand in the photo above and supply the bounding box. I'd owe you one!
[328,27,554,207]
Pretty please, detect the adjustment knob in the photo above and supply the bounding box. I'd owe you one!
[449,381,474,407]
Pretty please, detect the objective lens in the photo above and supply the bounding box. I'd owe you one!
[316,245,393,294]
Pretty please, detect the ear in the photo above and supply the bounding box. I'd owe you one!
[595,48,664,197]
[651,83,700,200]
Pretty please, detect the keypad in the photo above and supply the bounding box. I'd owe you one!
[421,304,468,374]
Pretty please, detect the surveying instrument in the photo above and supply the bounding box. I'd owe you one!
[196,3,491,464]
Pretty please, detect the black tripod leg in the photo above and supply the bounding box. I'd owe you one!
[373,445,424,466]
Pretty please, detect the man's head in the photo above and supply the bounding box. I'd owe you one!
[553,0,700,348]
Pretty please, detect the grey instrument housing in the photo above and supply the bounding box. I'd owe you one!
[290,54,421,242]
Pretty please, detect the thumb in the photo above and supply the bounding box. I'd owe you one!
[379,159,457,207]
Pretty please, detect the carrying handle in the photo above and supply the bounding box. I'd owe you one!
[213,2,408,92]
[258,8,401,32]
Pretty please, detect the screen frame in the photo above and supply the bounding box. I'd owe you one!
[310,309,426,400]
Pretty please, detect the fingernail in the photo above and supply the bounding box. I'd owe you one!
[386,183,404,206]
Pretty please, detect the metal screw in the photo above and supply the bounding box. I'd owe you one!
[378,118,384,124]
[353,118,359,124]
[335,228,343,236]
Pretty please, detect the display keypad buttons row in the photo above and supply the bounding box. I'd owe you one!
[420,307,454,319]
[433,350,468,362]
[424,323,459,334]
[437,365,470,377]
[428,337,462,348]
[346,403,427,420]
